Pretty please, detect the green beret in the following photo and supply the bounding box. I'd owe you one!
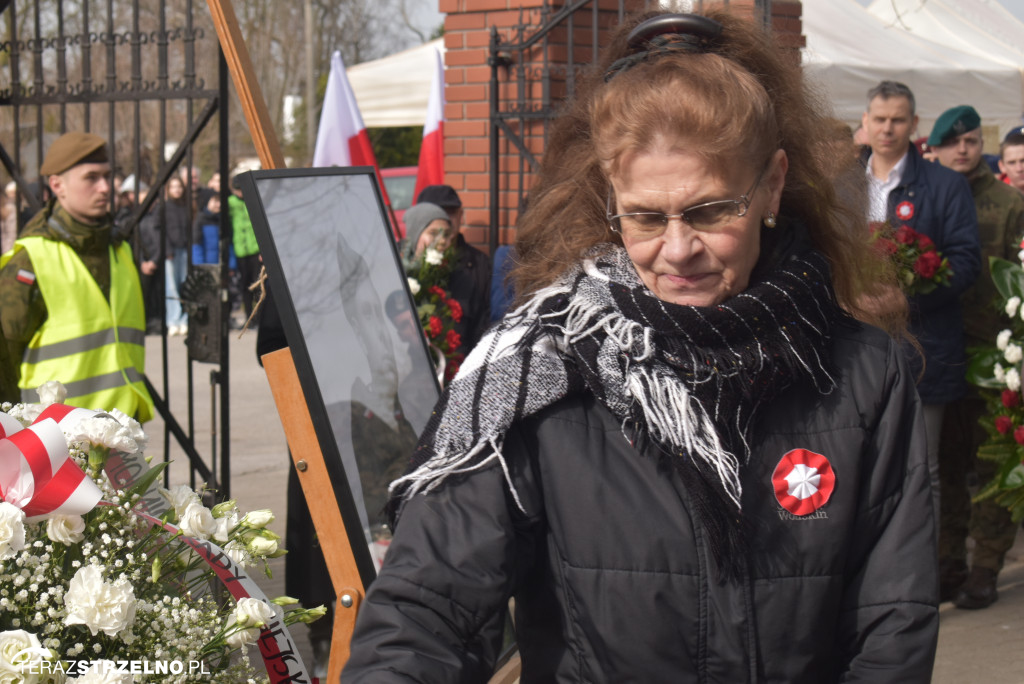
[927,105,981,147]
[39,132,109,176]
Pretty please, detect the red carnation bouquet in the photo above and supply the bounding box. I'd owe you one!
[404,245,465,384]
[869,221,953,295]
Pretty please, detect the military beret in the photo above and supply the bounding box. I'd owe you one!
[1004,125,1024,143]
[927,105,981,147]
[39,132,109,176]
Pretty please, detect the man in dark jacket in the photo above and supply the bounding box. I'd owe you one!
[860,81,981,533]
[931,105,1024,608]
[416,185,492,356]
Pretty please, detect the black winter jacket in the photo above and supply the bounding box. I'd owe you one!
[343,317,939,683]
[449,234,492,357]
[864,146,981,404]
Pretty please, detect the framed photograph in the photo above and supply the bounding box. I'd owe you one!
[239,167,440,588]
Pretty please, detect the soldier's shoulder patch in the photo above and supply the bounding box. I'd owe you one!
[15,269,35,286]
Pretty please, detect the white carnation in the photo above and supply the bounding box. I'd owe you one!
[69,659,134,683]
[407,277,421,296]
[106,409,148,454]
[5,403,44,425]
[34,381,67,405]
[66,415,138,453]
[159,485,201,519]
[1018,248,1024,265]
[1007,296,1022,318]
[997,329,1013,351]
[1006,367,1021,392]
[1005,343,1023,365]
[0,502,27,560]
[995,363,1007,382]
[46,514,86,545]
[0,628,48,678]
[179,502,218,540]
[424,248,443,266]
[64,565,136,637]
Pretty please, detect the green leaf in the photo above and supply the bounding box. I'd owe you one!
[990,256,1024,301]
[1004,463,1024,489]
[966,347,1006,387]
[125,461,170,504]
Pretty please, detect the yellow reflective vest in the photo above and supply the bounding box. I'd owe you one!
[2,236,154,421]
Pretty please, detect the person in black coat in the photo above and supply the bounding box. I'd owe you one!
[344,11,938,683]
[414,185,492,356]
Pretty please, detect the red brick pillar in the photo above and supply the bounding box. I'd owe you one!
[441,1,804,252]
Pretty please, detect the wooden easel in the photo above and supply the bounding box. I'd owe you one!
[205,2,364,681]
[262,349,363,682]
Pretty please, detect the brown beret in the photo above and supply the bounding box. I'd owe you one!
[39,132,109,176]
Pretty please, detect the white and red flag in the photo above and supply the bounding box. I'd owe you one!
[413,46,446,203]
[313,51,391,208]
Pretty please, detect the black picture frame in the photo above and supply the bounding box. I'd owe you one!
[239,166,441,588]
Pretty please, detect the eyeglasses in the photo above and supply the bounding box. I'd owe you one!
[606,166,766,239]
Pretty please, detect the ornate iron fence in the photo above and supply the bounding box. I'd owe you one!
[0,0,234,498]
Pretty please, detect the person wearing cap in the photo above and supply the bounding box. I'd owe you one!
[998,127,1024,192]
[0,132,154,421]
[930,105,1024,610]
[413,185,492,356]
[860,82,981,546]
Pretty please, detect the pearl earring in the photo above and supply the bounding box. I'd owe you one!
[763,211,777,228]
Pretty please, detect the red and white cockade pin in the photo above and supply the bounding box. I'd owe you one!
[772,448,835,516]
[895,201,914,221]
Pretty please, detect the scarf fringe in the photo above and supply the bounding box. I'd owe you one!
[389,246,838,544]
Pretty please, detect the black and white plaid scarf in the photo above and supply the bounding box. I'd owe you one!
[390,241,838,572]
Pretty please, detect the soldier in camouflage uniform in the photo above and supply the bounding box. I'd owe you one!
[932,106,1024,609]
[0,132,153,419]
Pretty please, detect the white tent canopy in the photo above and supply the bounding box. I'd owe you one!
[345,3,1024,135]
[867,0,1024,69]
[347,39,445,128]
[801,0,1024,135]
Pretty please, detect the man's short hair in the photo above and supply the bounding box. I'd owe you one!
[1001,132,1024,159]
[866,81,916,117]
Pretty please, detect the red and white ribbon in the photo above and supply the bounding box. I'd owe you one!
[0,405,103,519]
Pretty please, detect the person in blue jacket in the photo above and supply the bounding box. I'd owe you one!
[191,193,235,270]
[860,80,981,543]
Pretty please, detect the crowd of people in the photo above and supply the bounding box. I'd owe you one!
[3,7,1024,681]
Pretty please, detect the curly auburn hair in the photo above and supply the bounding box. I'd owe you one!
[512,10,904,334]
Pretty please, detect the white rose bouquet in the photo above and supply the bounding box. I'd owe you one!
[0,387,325,683]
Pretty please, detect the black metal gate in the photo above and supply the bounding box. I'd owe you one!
[488,0,772,253]
[0,0,234,498]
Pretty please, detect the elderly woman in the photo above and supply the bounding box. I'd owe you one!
[344,11,937,683]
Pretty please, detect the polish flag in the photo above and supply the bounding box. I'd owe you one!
[313,51,391,208]
[413,47,446,202]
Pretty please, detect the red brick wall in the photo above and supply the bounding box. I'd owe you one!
[440,1,804,251]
